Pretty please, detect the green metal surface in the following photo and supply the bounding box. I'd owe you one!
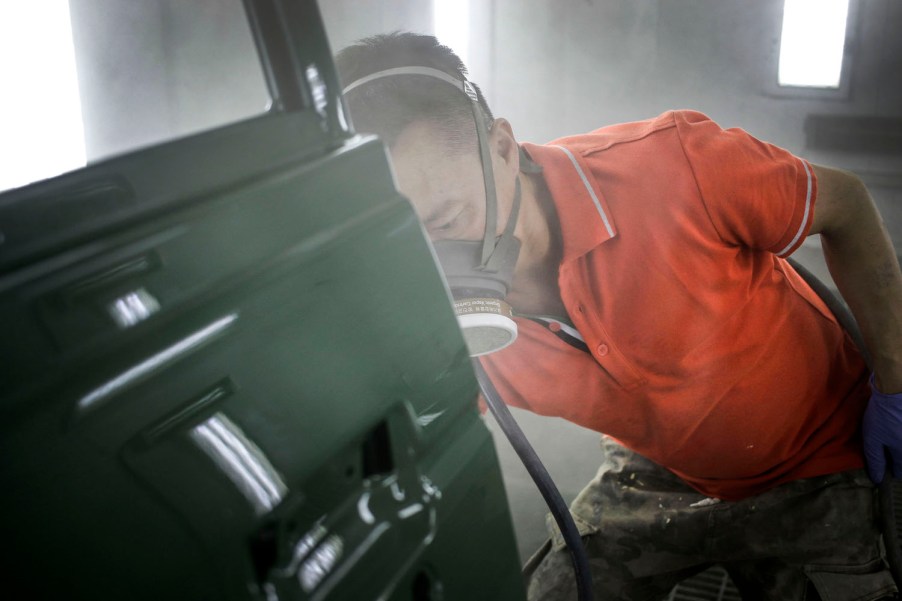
[0,129,526,600]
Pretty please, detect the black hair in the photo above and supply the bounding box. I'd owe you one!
[335,32,494,152]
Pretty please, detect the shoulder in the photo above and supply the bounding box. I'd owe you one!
[543,110,722,158]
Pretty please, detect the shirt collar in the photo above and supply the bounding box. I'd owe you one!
[521,142,617,262]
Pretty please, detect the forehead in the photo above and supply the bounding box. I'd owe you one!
[388,121,483,220]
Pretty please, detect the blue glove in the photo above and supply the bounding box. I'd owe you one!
[862,373,902,484]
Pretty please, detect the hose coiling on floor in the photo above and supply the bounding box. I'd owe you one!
[472,358,595,601]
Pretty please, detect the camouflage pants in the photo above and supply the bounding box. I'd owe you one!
[524,436,898,601]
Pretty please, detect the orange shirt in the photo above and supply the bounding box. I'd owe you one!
[482,110,869,501]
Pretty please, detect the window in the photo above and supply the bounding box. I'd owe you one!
[0,0,271,194]
[778,0,850,89]
[0,3,86,192]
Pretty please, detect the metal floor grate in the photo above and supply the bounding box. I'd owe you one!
[666,566,742,601]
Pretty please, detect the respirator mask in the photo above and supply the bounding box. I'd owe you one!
[343,66,526,356]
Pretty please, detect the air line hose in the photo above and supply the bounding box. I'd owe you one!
[472,359,595,601]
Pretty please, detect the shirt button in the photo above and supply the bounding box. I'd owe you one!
[596,343,609,356]
[548,322,562,332]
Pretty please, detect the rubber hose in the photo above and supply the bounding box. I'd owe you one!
[472,359,595,601]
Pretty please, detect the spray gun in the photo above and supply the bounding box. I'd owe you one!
[344,67,595,601]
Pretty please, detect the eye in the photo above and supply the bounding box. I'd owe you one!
[435,217,457,232]
[431,208,464,235]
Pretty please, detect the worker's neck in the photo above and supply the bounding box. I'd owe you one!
[508,171,566,317]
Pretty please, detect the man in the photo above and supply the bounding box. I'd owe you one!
[337,32,902,600]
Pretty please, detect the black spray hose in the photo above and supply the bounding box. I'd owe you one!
[472,359,595,601]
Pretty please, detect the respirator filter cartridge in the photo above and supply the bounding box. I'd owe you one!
[433,239,520,357]
[452,297,517,357]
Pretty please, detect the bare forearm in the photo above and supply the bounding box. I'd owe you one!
[819,181,902,393]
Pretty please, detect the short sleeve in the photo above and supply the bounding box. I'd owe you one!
[674,110,817,257]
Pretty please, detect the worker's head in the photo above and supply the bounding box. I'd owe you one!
[335,32,523,243]
[335,32,492,151]
[337,32,533,356]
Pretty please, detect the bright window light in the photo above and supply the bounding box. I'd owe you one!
[778,0,849,88]
[0,1,86,192]
[434,0,470,68]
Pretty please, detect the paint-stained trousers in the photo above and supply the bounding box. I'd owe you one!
[524,436,898,601]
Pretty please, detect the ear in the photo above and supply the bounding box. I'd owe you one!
[489,118,520,174]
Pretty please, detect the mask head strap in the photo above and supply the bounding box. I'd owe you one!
[343,66,512,272]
